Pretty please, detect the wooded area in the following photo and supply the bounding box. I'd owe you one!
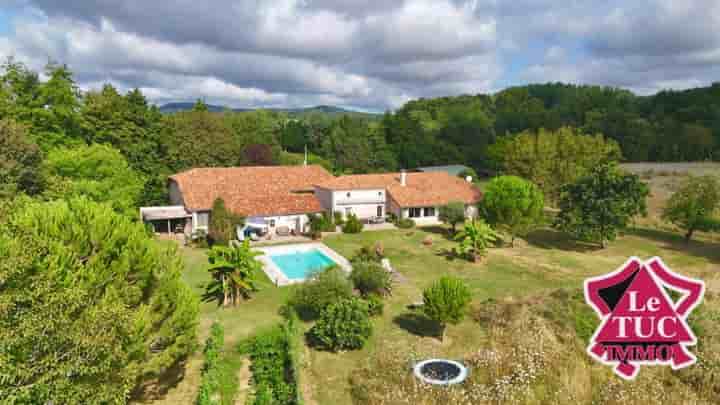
[3,59,720,211]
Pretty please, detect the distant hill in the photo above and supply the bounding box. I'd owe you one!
[158,102,381,119]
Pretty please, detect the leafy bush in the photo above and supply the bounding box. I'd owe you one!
[333,210,345,225]
[309,212,335,233]
[342,213,364,233]
[350,261,391,297]
[455,219,500,262]
[192,229,210,248]
[351,243,384,264]
[396,218,415,229]
[245,319,300,405]
[439,201,466,233]
[196,322,224,405]
[284,266,353,320]
[422,276,472,341]
[365,294,384,317]
[309,298,373,351]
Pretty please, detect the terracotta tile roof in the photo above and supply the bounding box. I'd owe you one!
[315,172,482,207]
[170,165,333,216]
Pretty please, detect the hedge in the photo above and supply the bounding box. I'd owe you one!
[244,313,303,405]
[196,322,225,405]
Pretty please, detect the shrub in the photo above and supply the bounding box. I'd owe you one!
[351,243,384,264]
[333,210,345,225]
[422,276,472,341]
[342,213,364,233]
[284,266,353,320]
[455,219,500,262]
[196,322,224,405]
[309,212,335,233]
[350,261,391,297]
[439,201,466,233]
[396,218,415,229]
[365,294,384,317]
[309,298,373,351]
[192,229,210,248]
[246,324,297,405]
[209,198,244,246]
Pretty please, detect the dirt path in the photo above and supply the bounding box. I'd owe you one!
[234,358,253,405]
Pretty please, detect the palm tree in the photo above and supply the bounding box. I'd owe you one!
[203,240,261,306]
[455,219,500,262]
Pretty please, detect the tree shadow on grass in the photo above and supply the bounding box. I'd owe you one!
[524,228,599,253]
[130,357,188,401]
[625,227,720,264]
[420,225,455,241]
[435,247,461,262]
[393,312,440,338]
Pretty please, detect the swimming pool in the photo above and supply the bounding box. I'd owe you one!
[269,249,338,280]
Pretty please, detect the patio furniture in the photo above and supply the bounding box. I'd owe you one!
[276,226,291,236]
[369,216,386,224]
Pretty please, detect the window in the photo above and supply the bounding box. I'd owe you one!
[196,212,209,228]
[409,207,422,218]
[346,192,351,198]
[424,207,436,217]
[269,219,276,227]
[377,205,383,217]
[378,191,383,197]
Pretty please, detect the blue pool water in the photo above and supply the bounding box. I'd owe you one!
[270,249,338,280]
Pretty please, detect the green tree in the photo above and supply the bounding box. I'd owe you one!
[208,197,244,245]
[81,85,167,205]
[0,198,198,403]
[480,176,545,246]
[31,63,85,151]
[662,175,720,242]
[422,276,472,342]
[203,241,261,307]
[554,163,649,248]
[42,144,145,217]
[0,118,43,198]
[455,219,500,262]
[309,297,372,351]
[161,110,242,171]
[439,201,466,234]
[487,127,622,203]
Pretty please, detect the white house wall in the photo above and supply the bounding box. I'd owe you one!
[331,188,386,219]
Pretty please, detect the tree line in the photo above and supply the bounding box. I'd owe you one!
[4,60,720,213]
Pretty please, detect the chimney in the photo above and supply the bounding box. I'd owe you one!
[400,170,407,186]
[465,175,473,183]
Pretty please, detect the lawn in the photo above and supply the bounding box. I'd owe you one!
[138,164,720,404]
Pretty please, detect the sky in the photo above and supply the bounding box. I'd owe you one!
[0,0,719,111]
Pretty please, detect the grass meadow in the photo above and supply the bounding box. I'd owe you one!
[137,163,720,404]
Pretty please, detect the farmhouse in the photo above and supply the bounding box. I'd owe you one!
[141,165,481,238]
